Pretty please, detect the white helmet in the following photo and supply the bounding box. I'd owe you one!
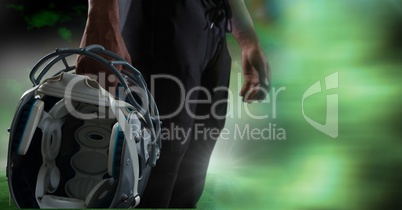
[7,45,161,208]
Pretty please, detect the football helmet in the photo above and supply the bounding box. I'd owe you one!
[6,45,161,208]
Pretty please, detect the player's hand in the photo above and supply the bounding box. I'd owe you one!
[76,13,131,92]
[239,45,271,103]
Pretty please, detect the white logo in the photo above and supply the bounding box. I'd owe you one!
[302,72,338,138]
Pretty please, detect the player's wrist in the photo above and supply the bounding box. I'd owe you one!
[239,38,261,52]
[88,0,120,25]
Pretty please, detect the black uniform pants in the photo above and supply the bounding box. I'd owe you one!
[119,0,231,207]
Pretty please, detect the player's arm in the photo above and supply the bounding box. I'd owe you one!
[76,0,131,90]
[228,0,271,103]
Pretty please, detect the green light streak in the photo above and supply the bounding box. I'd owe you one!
[24,10,60,29]
[58,27,72,41]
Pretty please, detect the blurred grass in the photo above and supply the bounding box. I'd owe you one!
[0,172,14,210]
[204,0,402,210]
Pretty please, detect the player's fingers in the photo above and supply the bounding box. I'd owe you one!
[243,84,269,103]
[242,83,260,103]
[240,81,252,97]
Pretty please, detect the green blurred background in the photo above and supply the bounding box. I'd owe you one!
[0,0,401,209]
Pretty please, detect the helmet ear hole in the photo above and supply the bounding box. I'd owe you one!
[43,128,62,162]
[88,133,104,141]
